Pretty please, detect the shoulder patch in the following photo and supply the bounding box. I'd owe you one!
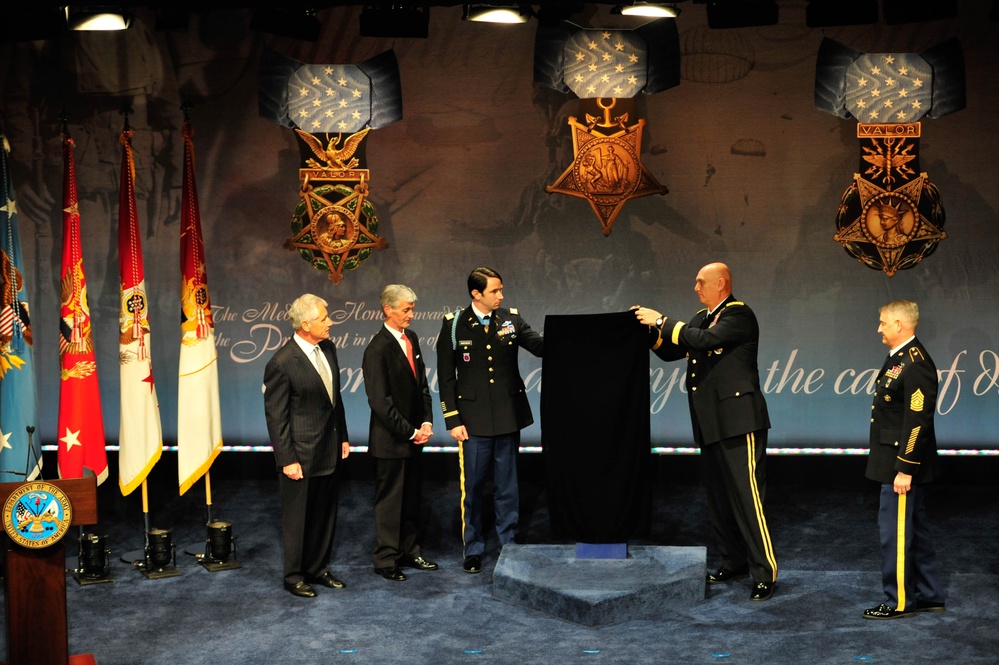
[510,308,519,315]
[445,312,455,320]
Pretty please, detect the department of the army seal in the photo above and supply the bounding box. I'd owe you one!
[3,482,73,549]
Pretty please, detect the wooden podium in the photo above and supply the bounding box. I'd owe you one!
[1,477,98,665]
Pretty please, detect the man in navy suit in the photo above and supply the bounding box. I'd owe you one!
[264,293,351,598]
[362,284,438,582]
[862,299,946,619]
[635,262,778,601]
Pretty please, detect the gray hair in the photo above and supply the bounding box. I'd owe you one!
[289,293,328,331]
[880,299,919,328]
[380,284,417,309]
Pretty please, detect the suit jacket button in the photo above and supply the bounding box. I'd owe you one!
[735,391,740,396]
[489,379,495,384]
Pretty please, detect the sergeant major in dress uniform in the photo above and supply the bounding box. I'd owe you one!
[436,267,544,574]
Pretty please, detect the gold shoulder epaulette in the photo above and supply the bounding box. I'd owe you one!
[725,301,745,307]
[445,312,455,320]
[510,308,519,315]
[909,347,925,362]
[697,307,708,314]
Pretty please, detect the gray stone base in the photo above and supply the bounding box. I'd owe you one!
[492,544,706,626]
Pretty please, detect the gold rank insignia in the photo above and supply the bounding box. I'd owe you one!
[287,129,388,285]
[547,98,667,237]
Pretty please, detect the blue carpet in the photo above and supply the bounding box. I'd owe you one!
[2,457,997,664]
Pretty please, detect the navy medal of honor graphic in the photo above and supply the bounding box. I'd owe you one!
[3,482,73,549]
[534,20,680,236]
[815,38,965,276]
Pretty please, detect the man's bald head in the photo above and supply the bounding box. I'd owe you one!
[694,262,733,310]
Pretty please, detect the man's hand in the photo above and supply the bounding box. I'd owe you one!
[632,306,663,327]
[341,441,351,459]
[283,462,303,480]
[893,472,912,495]
[414,422,434,445]
[450,425,468,442]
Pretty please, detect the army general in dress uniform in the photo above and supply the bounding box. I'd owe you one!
[436,267,544,574]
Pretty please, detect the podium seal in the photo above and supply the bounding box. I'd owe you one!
[3,482,73,549]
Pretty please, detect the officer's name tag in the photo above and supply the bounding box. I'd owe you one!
[458,340,473,346]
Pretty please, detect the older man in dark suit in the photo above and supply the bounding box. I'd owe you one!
[362,284,438,582]
[263,293,351,598]
[635,262,778,601]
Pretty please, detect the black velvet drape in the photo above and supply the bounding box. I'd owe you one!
[540,311,652,542]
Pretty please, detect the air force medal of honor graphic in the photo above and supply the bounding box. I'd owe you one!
[3,482,73,549]
[815,39,965,276]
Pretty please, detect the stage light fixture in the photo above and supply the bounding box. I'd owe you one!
[359,6,430,38]
[462,4,531,23]
[250,7,322,41]
[706,1,778,29]
[611,3,679,18]
[806,0,878,27]
[65,7,133,31]
[76,533,112,583]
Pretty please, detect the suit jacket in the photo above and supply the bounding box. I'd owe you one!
[263,336,349,477]
[363,326,434,459]
[437,305,544,437]
[651,295,770,445]
[866,336,939,484]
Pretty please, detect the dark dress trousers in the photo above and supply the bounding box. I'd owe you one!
[363,326,434,568]
[866,336,945,610]
[263,337,349,585]
[651,294,777,584]
[437,305,544,557]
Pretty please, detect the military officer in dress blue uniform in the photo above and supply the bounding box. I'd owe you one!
[437,267,544,574]
[635,262,778,601]
[862,299,946,619]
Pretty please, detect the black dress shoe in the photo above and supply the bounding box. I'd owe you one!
[374,566,407,582]
[914,600,946,613]
[284,580,316,598]
[309,571,346,589]
[750,581,774,601]
[706,567,749,584]
[862,603,915,620]
[463,555,482,574]
[398,555,439,571]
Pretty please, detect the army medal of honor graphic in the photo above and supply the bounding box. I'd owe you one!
[3,482,73,549]
[547,99,667,236]
[288,128,388,285]
[259,50,402,284]
[815,40,965,276]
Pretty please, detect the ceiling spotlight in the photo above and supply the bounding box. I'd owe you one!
[612,3,680,18]
[65,7,132,31]
[462,4,531,23]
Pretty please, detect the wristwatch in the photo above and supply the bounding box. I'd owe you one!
[655,317,664,328]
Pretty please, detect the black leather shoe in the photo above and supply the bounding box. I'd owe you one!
[463,555,482,574]
[309,571,346,589]
[398,555,439,571]
[374,566,407,582]
[750,581,774,601]
[863,603,915,620]
[914,600,946,613]
[284,580,316,598]
[706,567,749,584]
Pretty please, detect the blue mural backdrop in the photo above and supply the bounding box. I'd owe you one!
[0,5,996,456]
